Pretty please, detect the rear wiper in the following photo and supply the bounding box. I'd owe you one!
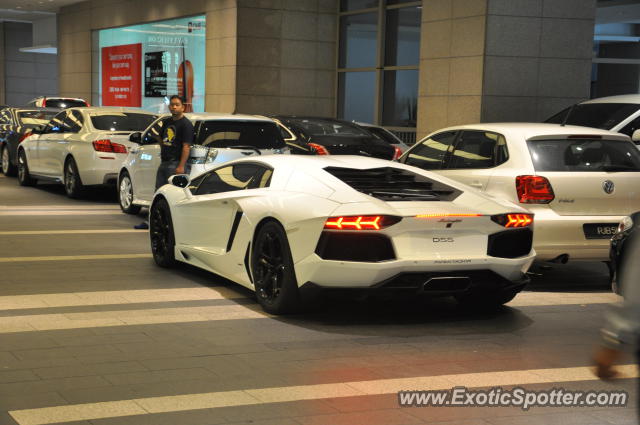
[560,104,576,127]
[601,165,640,172]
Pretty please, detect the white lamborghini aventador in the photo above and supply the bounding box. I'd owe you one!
[149,155,536,314]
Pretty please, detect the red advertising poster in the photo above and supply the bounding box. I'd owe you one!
[102,43,142,107]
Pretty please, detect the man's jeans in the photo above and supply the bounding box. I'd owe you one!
[155,161,190,190]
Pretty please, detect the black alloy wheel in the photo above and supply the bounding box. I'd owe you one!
[150,198,176,268]
[1,145,17,176]
[251,221,300,314]
[64,157,85,198]
[118,171,141,215]
[17,150,36,186]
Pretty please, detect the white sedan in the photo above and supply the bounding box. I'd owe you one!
[18,107,157,197]
[118,113,288,214]
[150,155,535,314]
[398,123,640,264]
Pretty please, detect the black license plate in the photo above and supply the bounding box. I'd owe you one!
[583,223,618,239]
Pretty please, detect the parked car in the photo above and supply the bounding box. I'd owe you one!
[398,123,640,264]
[0,107,60,176]
[354,121,411,154]
[610,211,639,294]
[25,96,89,109]
[545,95,640,144]
[17,107,157,197]
[271,116,398,160]
[118,113,289,214]
[150,155,535,314]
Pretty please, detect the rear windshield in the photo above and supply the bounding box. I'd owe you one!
[545,103,640,130]
[288,118,371,137]
[18,110,58,128]
[527,139,640,172]
[195,120,285,149]
[90,113,157,131]
[45,99,88,108]
[366,127,402,145]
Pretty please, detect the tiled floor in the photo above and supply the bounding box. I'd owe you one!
[0,176,636,425]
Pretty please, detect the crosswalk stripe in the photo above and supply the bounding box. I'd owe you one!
[0,254,152,263]
[0,211,123,216]
[0,229,145,235]
[8,365,637,425]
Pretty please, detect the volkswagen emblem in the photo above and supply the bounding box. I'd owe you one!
[603,180,615,194]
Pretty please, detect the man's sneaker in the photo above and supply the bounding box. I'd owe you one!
[134,222,149,230]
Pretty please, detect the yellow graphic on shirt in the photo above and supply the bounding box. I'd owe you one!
[162,126,176,146]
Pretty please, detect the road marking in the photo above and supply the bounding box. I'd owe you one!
[0,254,152,263]
[508,291,620,306]
[0,211,123,216]
[0,205,121,210]
[9,364,637,425]
[0,288,246,310]
[0,304,267,333]
[0,229,144,235]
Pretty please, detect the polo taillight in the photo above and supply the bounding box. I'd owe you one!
[18,132,32,143]
[92,139,127,154]
[516,175,554,204]
[324,215,402,230]
[491,213,534,228]
[308,143,329,155]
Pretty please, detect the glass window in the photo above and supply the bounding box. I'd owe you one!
[341,0,378,12]
[90,113,157,131]
[195,121,285,149]
[620,115,640,137]
[338,71,376,123]
[447,131,507,169]
[17,110,58,128]
[45,98,88,108]
[143,118,165,144]
[545,103,640,130]
[287,118,371,137]
[527,139,640,172]
[385,6,420,66]
[339,13,378,68]
[62,110,84,133]
[195,163,268,195]
[46,111,70,133]
[382,69,418,127]
[387,0,417,4]
[403,131,457,170]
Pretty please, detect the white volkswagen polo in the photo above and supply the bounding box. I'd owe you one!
[117,113,288,214]
[17,107,157,197]
[398,123,640,264]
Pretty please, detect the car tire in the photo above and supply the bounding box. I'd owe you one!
[455,288,520,309]
[17,150,36,186]
[64,157,85,199]
[1,145,17,177]
[251,220,300,315]
[150,197,177,268]
[118,171,141,215]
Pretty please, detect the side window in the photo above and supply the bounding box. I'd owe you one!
[46,112,69,133]
[143,119,164,144]
[64,110,84,133]
[277,122,296,141]
[403,131,457,170]
[447,131,507,169]
[195,163,265,195]
[619,115,640,137]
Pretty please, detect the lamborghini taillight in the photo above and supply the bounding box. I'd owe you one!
[491,213,533,228]
[324,215,402,230]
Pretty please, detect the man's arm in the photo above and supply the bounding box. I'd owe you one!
[175,142,190,175]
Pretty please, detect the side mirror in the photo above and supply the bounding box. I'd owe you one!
[632,129,640,143]
[169,174,190,188]
[129,132,142,143]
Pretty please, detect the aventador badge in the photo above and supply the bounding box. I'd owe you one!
[603,180,615,194]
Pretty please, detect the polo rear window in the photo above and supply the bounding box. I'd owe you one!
[527,139,640,172]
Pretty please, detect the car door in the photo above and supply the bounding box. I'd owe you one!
[174,163,270,258]
[400,130,457,170]
[437,130,508,191]
[52,110,83,177]
[37,111,72,176]
[133,118,164,201]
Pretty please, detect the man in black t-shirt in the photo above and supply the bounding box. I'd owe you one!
[156,95,194,190]
[134,95,193,229]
